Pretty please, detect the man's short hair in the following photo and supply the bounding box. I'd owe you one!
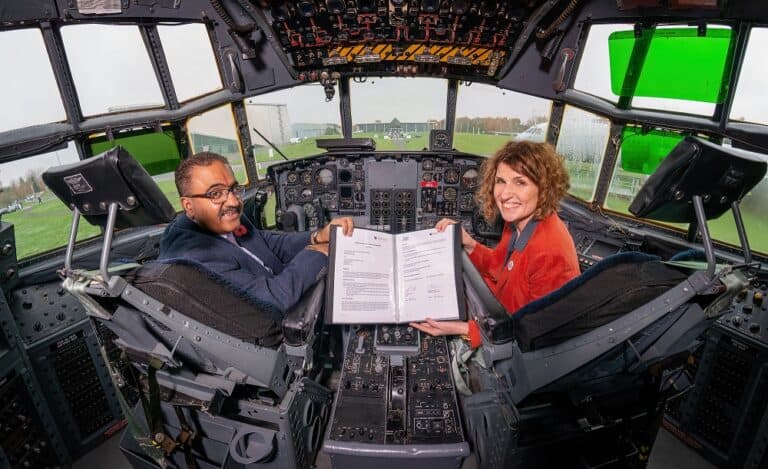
[175,152,231,197]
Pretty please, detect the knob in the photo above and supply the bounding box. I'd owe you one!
[755,291,764,306]
[326,0,346,14]
[451,0,468,15]
[280,211,298,231]
[749,323,761,334]
[297,0,316,17]
[733,316,743,327]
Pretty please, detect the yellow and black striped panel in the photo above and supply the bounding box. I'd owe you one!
[328,43,505,66]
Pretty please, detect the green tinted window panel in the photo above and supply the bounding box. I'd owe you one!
[89,129,182,175]
[620,127,684,175]
[609,27,733,103]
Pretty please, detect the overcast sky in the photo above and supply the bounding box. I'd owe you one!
[1,21,767,186]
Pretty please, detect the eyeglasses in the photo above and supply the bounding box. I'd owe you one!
[184,183,246,204]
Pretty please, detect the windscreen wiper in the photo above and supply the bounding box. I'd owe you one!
[252,127,290,161]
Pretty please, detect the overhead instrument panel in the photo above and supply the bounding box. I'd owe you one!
[265,0,549,78]
[267,152,484,235]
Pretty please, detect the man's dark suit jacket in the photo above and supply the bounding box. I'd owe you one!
[158,213,327,315]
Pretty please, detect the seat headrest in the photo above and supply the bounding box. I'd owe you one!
[629,136,767,223]
[42,146,176,229]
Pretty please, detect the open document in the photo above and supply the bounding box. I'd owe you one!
[326,224,464,324]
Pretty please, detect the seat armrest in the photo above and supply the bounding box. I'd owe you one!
[462,252,515,344]
[282,278,325,346]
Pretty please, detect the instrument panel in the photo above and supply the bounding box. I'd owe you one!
[267,152,484,234]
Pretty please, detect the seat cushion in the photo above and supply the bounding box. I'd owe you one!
[513,253,688,352]
[126,261,283,347]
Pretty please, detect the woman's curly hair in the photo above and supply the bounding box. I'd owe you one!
[475,141,570,222]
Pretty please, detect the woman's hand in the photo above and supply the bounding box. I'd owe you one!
[316,216,354,244]
[435,218,477,254]
[409,319,469,337]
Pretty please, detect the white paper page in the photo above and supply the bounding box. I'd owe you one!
[395,228,460,322]
[331,229,396,323]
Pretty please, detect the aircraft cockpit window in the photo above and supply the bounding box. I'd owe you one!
[246,84,342,178]
[60,24,164,116]
[350,77,446,151]
[454,83,552,156]
[187,104,248,185]
[708,167,768,254]
[605,126,687,230]
[87,126,185,211]
[730,27,768,126]
[555,106,611,202]
[157,23,223,102]
[574,23,733,116]
[0,28,66,133]
[606,129,768,254]
[0,143,100,260]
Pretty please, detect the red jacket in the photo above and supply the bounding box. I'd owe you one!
[467,212,580,348]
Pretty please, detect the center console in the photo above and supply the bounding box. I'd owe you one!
[323,325,469,469]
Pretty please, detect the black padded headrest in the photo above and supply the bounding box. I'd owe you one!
[42,146,176,229]
[629,137,767,223]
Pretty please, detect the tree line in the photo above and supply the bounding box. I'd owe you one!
[437,115,549,134]
[0,170,43,206]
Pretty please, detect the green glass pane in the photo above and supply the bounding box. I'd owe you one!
[608,28,733,103]
[90,129,182,175]
[620,127,683,175]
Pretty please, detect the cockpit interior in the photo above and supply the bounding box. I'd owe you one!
[0,0,767,468]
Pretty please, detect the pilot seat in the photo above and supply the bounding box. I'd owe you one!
[460,136,767,468]
[42,146,333,469]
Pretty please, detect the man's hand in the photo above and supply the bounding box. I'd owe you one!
[316,216,354,244]
[410,319,469,337]
[305,243,329,255]
[435,218,477,254]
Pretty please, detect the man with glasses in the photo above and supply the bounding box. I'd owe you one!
[159,152,354,315]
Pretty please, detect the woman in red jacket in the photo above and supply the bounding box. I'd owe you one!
[411,141,580,348]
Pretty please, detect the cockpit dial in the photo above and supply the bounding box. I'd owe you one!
[444,168,460,184]
[459,192,474,211]
[432,131,450,150]
[285,188,298,201]
[443,187,458,201]
[301,188,313,199]
[286,171,299,185]
[300,171,313,185]
[316,168,335,186]
[461,168,479,189]
[422,159,435,171]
